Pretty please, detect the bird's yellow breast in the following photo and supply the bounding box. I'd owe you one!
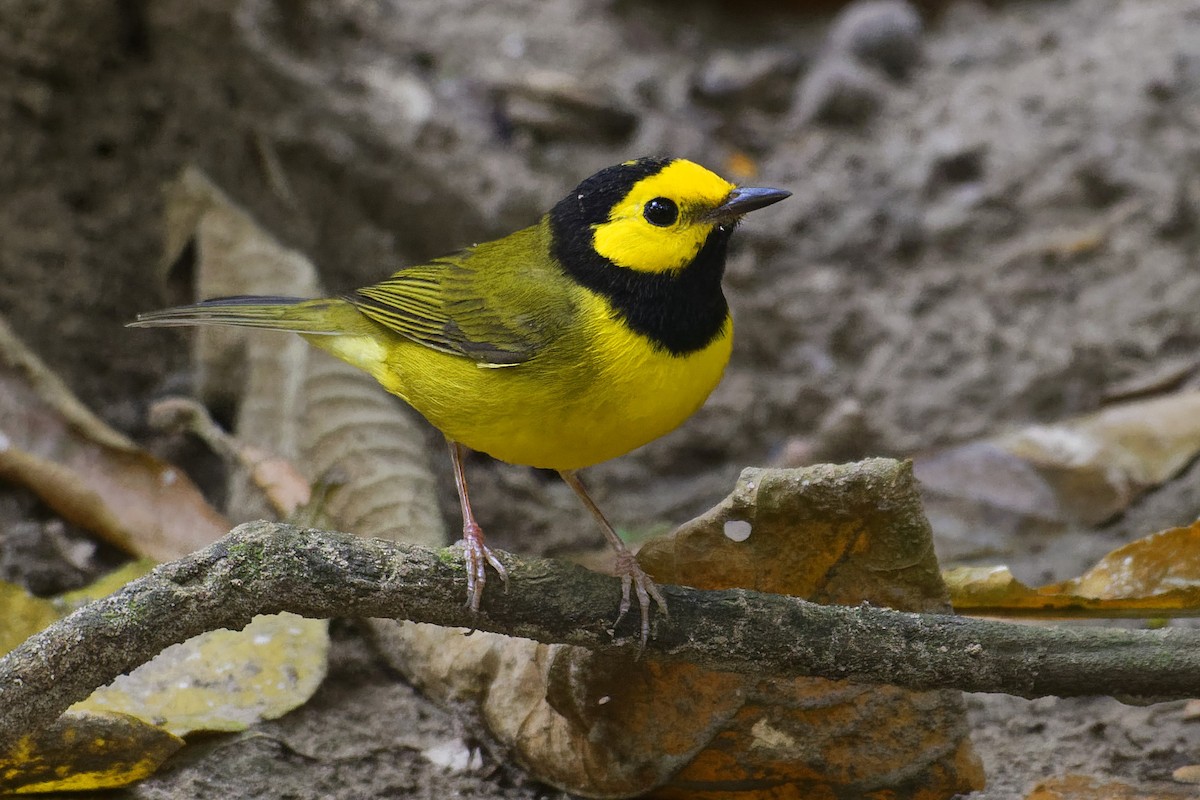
[316,291,733,471]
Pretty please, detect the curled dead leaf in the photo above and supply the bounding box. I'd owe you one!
[947,520,1200,617]
[149,396,311,518]
[916,391,1200,536]
[0,317,229,560]
[637,464,981,800]
[1027,773,1196,799]
[158,166,443,543]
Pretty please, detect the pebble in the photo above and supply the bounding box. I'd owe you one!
[492,70,636,143]
[828,0,924,80]
[794,57,888,127]
[792,0,923,128]
[692,49,803,112]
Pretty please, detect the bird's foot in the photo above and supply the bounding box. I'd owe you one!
[459,522,508,611]
[611,548,668,651]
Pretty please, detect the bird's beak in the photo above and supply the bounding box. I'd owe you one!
[704,186,792,222]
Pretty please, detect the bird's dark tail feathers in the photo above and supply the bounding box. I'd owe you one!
[129,296,348,335]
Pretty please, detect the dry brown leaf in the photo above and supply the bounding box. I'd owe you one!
[377,462,983,799]
[639,464,982,800]
[1026,774,1196,799]
[148,396,311,518]
[160,166,322,421]
[947,520,1200,617]
[915,391,1200,531]
[0,710,183,794]
[160,167,442,540]
[298,351,445,544]
[0,316,230,561]
[157,167,323,524]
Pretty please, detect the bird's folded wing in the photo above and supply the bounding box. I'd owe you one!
[350,255,562,367]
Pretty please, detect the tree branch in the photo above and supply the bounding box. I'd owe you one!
[3,520,1200,748]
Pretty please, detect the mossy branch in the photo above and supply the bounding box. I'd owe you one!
[2,520,1200,747]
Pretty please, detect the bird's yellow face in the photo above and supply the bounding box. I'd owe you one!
[591,160,737,274]
[549,156,788,355]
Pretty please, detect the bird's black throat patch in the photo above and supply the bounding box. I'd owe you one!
[549,207,732,356]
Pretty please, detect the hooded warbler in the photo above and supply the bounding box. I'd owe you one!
[132,157,790,643]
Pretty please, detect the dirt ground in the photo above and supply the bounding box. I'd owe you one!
[4,0,1200,797]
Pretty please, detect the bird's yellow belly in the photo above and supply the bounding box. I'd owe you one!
[317,310,733,471]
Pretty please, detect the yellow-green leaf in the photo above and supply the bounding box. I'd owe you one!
[1,561,156,658]
[0,710,183,794]
[71,613,328,736]
[0,583,56,656]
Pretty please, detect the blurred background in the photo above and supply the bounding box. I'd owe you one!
[3,1,1200,797]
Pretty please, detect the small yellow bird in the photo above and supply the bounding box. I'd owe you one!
[132,157,789,642]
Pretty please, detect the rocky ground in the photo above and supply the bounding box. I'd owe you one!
[3,0,1200,797]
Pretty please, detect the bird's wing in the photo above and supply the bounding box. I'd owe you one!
[348,226,568,366]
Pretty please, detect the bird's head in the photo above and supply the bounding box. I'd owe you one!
[550,157,790,275]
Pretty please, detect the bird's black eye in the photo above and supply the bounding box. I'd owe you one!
[643,197,679,227]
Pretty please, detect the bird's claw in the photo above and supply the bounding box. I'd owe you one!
[459,522,508,611]
[611,548,668,652]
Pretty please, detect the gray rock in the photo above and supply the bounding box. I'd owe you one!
[829,0,924,80]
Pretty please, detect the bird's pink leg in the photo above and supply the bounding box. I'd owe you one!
[448,439,507,609]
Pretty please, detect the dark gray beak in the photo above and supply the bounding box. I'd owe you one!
[705,186,791,222]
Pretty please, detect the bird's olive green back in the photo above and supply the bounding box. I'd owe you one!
[351,219,576,366]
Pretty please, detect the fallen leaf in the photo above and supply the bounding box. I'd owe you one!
[1064,523,1200,600]
[639,463,982,800]
[1173,765,1200,784]
[1,561,156,658]
[157,167,443,541]
[0,316,230,560]
[0,710,183,794]
[376,462,984,799]
[1027,773,1196,799]
[915,391,1200,534]
[148,396,311,518]
[155,167,323,525]
[1,568,327,790]
[1182,699,1200,720]
[947,520,1200,617]
[3,560,327,737]
[1102,356,1200,402]
[0,582,57,656]
[72,612,328,736]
